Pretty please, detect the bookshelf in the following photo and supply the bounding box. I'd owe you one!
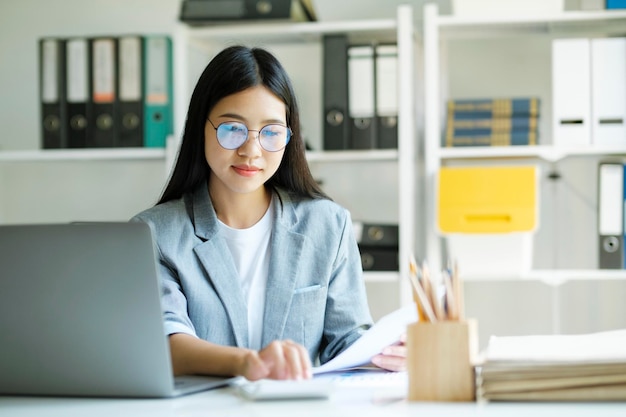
[174,5,418,316]
[422,4,626,280]
[421,2,626,351]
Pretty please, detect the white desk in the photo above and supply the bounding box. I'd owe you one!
[2,384,626,417]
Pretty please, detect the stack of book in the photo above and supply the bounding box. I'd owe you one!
[477,329,626,401]
[443,97,540,147]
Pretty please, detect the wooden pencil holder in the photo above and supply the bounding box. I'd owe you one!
[407,319,478,402]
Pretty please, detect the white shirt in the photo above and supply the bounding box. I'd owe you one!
[219,200,273,350]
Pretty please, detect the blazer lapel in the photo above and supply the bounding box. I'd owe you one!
[192,184,249,348]
[261,191,306,347]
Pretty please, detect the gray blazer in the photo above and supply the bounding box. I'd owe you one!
[131,183,373,365]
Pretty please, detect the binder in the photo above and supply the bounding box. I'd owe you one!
[116,36,144,147]
[598,163,624,269]
[88,37,117,147]
[607,0,626,8]
[375,44,398,149]
[353,221,399,247]
[143,35,173,148]
[590,37,626,147]
[65,38,90,148]
[39,38,67,149]
[359,246,399,271]
[552,38,591,147]
[348,44,376,149]
[322,35,349,150]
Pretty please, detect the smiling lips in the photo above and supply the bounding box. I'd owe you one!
[233,165,261,177]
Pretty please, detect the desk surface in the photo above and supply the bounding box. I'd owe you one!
[2,383,626,417]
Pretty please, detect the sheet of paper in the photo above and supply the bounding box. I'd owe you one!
[485,329,626,363]
[313,302,417,374]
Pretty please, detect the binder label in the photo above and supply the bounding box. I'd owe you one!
[146,38,169,105]
[92,39,116,103]
[66,39,88,103]
[348,45,375,118]
[41,40,59,103]
[119,37,142,101]
[375,45,398,117]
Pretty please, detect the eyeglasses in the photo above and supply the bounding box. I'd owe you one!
[207,119,291,152]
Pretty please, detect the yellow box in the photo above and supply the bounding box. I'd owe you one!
[437,166,538,234]
[407,320,478,402]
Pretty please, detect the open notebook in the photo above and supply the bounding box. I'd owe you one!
[0,222,235,398]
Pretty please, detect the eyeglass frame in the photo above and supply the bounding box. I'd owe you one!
[207,119,292,152]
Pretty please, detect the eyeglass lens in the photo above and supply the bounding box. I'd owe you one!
[215,121,291,152]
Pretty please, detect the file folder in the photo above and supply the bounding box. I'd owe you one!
[375,44,398,149]
[39,38,67,149]
[591,37,626,147]
[552,38,591,147]
[348,44,376,149]
[65,38,90,148]
[88,37,117,147]
[116,36,144,147]
[143,35,173,148]
[322,34,349,150]
[598,163,624,269]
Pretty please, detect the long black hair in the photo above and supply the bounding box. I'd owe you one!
[157,45,328,205]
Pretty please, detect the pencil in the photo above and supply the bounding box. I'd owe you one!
[408,255,437,322]
[453,259,464,320]
[442,268,458,320]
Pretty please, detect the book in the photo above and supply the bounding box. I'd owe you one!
[446,115,539,132]
[477,329,626,401]
[447,97,540,117]
[444,131,538,147]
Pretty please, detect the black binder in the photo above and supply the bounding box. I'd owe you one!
[65,37,90,148]
[87,37,117,147]
[356,223,399,247]
[359,246,399,271]
[116,35,144,147]
[322,34,349,150]
[39,38,67,149]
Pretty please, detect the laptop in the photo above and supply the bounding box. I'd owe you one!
[0,222,235,398]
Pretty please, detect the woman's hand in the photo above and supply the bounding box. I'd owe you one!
[241,339,313,381]
[370,333,407,372]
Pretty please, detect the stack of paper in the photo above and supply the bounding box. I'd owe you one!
[477,329,626,401]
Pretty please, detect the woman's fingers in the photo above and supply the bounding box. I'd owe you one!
[258,340,312,380]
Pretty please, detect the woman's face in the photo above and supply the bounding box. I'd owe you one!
[205,85,287,199]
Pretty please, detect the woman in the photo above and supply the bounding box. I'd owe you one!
[131,45,405,381]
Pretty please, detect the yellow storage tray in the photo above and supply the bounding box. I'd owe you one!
[438,166,538,234]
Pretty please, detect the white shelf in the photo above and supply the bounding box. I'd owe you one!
[182,18,397,44]
[306,149,398,163]
[437,145,626,162]
[0,148,166,163]
[363,271,399,283]
[436,9,626,39]
[462,269,626,284]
